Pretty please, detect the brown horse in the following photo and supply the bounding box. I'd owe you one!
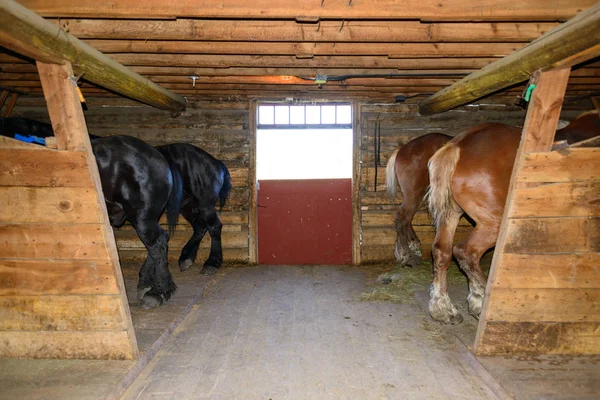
[427,110,600,324]
[385,133,451,267]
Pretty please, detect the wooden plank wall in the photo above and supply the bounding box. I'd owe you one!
[357,101,587,263]
[474,147,600,355]
[0,137,137,359]
[12,97,251,264]
[11,96,592,267]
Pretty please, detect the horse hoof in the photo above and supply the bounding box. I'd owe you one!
[141,294,163,309]
[200,266,218,276]
[137,286,151,301]
[179,258,194,272]
[431,312,464,325]
[406,254,422,268]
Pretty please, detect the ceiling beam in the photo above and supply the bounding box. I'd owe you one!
[105,54,500,70]
[52,19,557,43]
[419,3,600,115]
[82,40,523,58]
[0,0,185,111]
[17,0,595,21]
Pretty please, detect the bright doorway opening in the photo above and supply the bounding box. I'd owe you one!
[256,103,354,265]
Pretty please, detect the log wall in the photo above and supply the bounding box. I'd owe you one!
[0,136,137,359]
[11,96,591,266]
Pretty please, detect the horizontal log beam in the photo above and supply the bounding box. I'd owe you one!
[17,0,595,21]
[0,0,185,111]
[82,40,523,58]
[103,54,501,70]
[419,3,600,115]
[52,19,557,43]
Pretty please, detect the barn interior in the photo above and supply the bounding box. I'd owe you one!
[1,1,599,399]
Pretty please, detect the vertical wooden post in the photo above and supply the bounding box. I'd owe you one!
[475,67,572,355]
[352,101,362,265]
[248,99,258,264]
[36,61,138,359]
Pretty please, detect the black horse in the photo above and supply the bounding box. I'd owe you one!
[1,118,182,308]
[156,143,232,275]
[94,136,182,308]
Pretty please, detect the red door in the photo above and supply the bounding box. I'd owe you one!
[257,179,352,265]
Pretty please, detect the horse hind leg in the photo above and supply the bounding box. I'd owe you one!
[178,200,208,272]
[201,208,223,276]
[135,220,176,308]
[394,196,422,267]
[429,209,463,324]
[453,226,497,319]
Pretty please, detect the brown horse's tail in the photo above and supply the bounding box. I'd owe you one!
[427,142,461,228]
[386,148,400,198]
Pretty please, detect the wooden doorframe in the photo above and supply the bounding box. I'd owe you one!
[248,99,361,265]
[248,99,258,264]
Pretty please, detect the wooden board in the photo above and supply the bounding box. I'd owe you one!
[0,223,109,260]
[509,181,600,218]
[491,253,600,289]
[517,148,600,183]
[484,288,600,322]
[503,217,600,254]
[0,149,93,188]
[0,187,101,223]
[0,259,119,296]
[0,295,126,331]
[0,330,134,359]
[476,322,600,355]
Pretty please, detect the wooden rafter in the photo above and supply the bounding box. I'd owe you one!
[51,19,557,43]
[419,3,600,115]
[0,0,185,111]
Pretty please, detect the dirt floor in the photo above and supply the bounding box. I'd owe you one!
[1,261,598,399]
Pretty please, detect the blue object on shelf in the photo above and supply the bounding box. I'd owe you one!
[13,133,46,145]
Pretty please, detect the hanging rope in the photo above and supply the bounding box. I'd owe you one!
[373,117,381,191]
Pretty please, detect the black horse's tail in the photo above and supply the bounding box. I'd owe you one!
[219,165,232,210]
[167,163,183,237]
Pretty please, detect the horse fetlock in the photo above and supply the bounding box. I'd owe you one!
[179,258,194,272]
[394,242,411,266]
[429,286,463,325]
[467,285,485,319]
[141,294,164,309]
[137,286,151,301]
[200,266,219,276]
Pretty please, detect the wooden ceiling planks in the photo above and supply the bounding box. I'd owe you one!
[16,0,596,20]
[3,1,600,102]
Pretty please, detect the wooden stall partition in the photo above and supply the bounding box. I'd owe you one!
[475,69,600,355]
[0,62,138,359]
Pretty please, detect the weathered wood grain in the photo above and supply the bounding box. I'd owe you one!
[517,148,600,182]
[0,259,119,296]
[0,295,126,331]
[0,186,101,223]
[0,149,92,188]
[491,253,600,289]
[0,223,109,260]
[476,321,600,356]
[503,217,600,254]
[0,330,134,359]
[509,181,600,218]
[485,288,600,322]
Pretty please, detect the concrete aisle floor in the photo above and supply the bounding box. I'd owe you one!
[122,265,502,400]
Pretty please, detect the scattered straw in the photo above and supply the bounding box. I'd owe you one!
[360,260,467,304]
